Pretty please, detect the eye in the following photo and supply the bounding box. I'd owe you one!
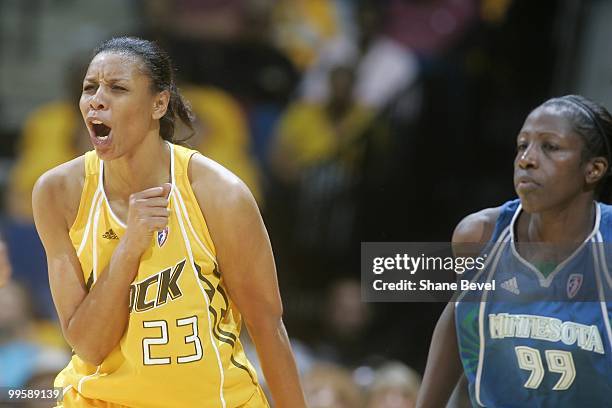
[83,84,96,92]
[112,85,127,91]
[542,142,559,151]
[517,142,528,151]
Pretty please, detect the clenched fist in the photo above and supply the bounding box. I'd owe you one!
[122,183,172,256]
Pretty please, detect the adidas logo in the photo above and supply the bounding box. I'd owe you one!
[501,277,520,295]
[102,229,119,240]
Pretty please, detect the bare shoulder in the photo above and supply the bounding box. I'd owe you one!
[33,155,86,229]
[187,153,256,220]
[452,206,502,245]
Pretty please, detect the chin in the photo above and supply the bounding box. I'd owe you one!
[519,200,540,214]
[93,145,119,161]
[516,192,545,214]
[519,193,578,214]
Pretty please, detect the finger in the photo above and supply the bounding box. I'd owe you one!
[133,186,169,200]
[137,197,169,208]
[141,207,171,218]
[161,183,172,199]
[146,217,169,231]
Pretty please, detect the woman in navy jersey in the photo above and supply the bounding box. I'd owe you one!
[417,95,612,407]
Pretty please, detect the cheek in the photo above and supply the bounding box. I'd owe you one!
[554,161,586,191]
[79,95,88,117]
[117,100,153,129]
[133,94,156,121]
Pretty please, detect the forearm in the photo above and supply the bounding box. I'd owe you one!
[417,303,464,408]
[65,242,141,364]
[247,318,306,408]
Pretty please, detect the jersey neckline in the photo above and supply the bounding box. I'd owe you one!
[98,142,176,229]
[508,201,601,287]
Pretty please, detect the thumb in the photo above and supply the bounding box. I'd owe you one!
[161,183,172,199]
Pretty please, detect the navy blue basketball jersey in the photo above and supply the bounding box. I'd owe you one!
[455,199,612,407]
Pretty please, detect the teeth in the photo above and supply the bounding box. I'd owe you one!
[92,120,102,124]
[98,135,109,141]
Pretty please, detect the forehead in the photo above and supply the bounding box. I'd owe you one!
[85,51,146,81]
[520,105,577,139]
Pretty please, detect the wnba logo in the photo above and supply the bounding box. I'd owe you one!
[157,227,169,247]
[566,273,583,299]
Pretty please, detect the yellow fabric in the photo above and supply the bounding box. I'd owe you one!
[58,384,268,407]
[182,86,262,204]
[275,102,373,167]
[57,144,268,408]
[10,102,81,218]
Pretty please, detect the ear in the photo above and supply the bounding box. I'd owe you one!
[152,90,170,120]
[585,157,608,185]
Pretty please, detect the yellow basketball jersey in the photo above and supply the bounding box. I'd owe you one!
[56,143,269,408]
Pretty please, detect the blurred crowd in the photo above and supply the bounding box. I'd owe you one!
[0,0,586,406]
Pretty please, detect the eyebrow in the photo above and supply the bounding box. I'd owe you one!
[518,130,563,137]
[83,76,130,83]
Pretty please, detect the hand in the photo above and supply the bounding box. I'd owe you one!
[122,183,171,256]
[0,239,11,287]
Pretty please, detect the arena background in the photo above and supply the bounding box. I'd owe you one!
[0,0,610,406]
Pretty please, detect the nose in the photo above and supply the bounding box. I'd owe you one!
[517,144,538,169]
[88,88,107,111]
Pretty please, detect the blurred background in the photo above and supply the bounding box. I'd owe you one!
[0,0,611,406]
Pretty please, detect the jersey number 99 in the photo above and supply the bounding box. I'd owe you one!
[515,346,576,390]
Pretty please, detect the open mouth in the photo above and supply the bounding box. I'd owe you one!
[92,120,111,140]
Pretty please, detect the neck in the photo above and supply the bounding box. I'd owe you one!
[519,195,596,244]
[103,136,171,202]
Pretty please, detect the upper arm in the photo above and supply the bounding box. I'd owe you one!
[451,207,501,257]
[416,210,500,406]
[189,155,283,325]
[418,208,502,406]
[32,161,88,340]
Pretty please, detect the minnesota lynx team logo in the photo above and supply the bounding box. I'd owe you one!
[157,226,169,247]
[566,273,583,299]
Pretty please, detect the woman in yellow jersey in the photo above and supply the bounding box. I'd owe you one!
[32,37,306,408]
